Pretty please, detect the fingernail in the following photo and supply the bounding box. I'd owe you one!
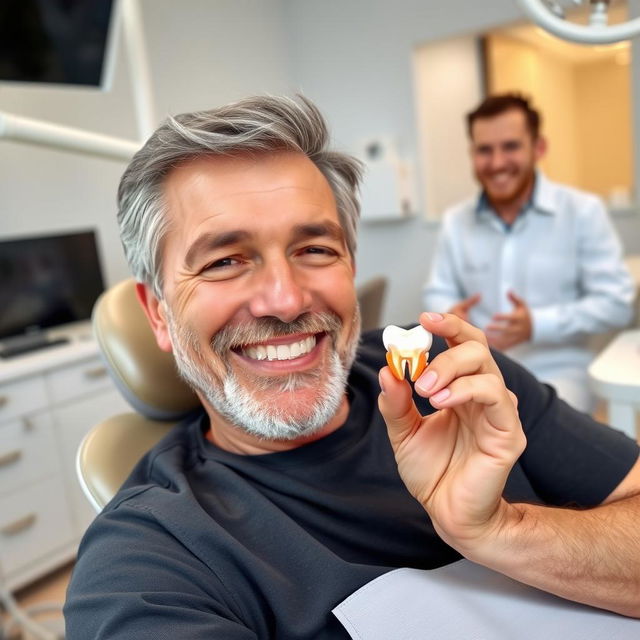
[430,388,451,403]
[426,312,444,322]
[378,371,386,395]
[415,370,437,394]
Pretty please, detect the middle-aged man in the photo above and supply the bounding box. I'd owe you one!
[64,95,640,639]
[422,93,635,413]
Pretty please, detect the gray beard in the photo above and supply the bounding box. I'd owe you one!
[165,309,361,441]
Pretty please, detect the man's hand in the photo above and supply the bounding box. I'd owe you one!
[447,293,481,324]
[378,312,526,557]
[485,291,532,350]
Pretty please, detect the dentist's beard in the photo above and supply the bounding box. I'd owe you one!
[165,309,361,441]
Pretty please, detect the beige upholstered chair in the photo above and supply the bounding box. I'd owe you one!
[76,279,198,512]
[77,275,389,511]
[357,276,387,333]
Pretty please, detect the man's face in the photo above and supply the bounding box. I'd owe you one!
[146,151,360,441]
[470,109,545,207]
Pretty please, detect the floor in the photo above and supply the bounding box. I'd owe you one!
[13,562,73,611]
[1,562,71,639]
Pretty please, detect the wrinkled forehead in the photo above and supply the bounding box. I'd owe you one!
[163,150,337,220]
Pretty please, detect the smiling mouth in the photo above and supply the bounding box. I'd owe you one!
[238,334,319,362]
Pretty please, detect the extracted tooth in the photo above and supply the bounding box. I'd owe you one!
[382,325,433,381]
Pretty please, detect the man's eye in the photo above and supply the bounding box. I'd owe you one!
[203,257,240,271]
[305,246,334,255]
[298,245,339,264]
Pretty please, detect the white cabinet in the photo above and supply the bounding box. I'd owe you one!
[0,331,130,591]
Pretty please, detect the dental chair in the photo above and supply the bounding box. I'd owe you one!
[76,279,198,512]
[76,275,388,511]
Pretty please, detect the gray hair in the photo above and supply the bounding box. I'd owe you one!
[117,94,363,297]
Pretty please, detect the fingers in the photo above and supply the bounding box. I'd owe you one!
[507,290,525,307]
[488,312,512,324]
[420,311,488,349]
[414,339,502,397]
[428,372,510,417]
[427,373,526,455]
[461,293,482,310]
[378,366,424,447]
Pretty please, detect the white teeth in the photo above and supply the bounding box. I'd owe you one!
[242,336,317,361]
[382,325,432,381]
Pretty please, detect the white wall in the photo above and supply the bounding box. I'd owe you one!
[414,35,483,219]
[1,0,638,326]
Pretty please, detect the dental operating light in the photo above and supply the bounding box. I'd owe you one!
[516,0,640,43]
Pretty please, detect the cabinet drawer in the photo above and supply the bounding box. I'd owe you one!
[0,375,48,423]
[0,412,59,497]
[45,356,111,404]
[0,475,75,577]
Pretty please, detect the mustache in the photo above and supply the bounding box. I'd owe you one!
[211,312,343,354]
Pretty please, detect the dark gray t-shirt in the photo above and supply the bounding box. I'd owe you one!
[64,329,639,639]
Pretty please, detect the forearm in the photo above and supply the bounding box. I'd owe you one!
[469,496,640,617]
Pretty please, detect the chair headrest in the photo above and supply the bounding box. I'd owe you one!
[92,279,200,420]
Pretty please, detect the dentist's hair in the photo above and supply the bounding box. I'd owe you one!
[466,92,542,140]
[117,94,363,297]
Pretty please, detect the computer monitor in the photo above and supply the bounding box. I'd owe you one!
[0,229,106,357]
[0,0,118,89]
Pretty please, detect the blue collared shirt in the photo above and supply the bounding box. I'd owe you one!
[423,172,635,375]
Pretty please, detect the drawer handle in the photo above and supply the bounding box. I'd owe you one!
[1,513,36,536]
[0,396,8,408]
[0,449,22,468]
[84,366,108,380]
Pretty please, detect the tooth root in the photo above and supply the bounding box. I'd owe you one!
[386,350,406,380]
[408,350,427,381]
[385,348,430,381]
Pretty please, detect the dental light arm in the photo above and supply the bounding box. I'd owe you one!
[0,0,150,162]
[0,111,139,160]
[515,0,640,44]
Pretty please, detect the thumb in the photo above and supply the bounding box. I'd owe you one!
[378,367,423,448]
[462,293,481,310]
[507,290,525,308]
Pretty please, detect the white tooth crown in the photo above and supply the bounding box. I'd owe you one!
[244,336,316,362]
[382,324,432,381]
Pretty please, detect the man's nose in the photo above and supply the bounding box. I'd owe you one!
[489,149,508,171]
[248,259,312,323]
[489,151,506,171]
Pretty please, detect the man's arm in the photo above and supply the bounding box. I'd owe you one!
[530,199,635,344]
[378,312,640,617]
[487,462,640,617]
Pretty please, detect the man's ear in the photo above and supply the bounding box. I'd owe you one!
[534,135,547,162]
[135,282,173,353]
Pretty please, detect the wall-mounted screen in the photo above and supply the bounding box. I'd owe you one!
[0,0,117,88]
[0,230,105,346]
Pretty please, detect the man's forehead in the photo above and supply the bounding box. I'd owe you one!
[164,150,326,194]
[471,109,530,142]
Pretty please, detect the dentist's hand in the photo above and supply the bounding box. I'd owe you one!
[378,312,526,557]
[485,291,532,350]
[447,293,481,324]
